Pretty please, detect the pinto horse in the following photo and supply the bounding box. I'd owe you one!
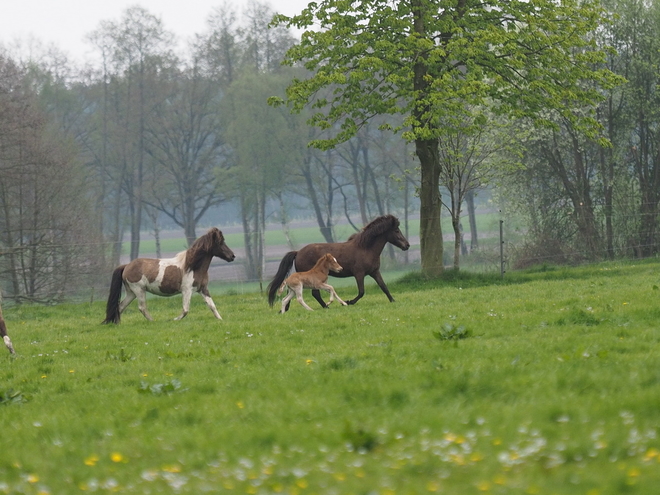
[102,227,235,324]
[277,253,347,313]
[0,299,15,354]
[268,214,410,311]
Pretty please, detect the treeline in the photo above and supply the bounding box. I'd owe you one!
[1,0,660,302]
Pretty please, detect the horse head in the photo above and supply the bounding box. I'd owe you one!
[326,254,343,273]
[384,216,410,251]
[209,228,236,262]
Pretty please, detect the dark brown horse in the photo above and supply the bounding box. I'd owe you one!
[277,253,347,313]
[102,227,235,324]
[267,215,410,311]
[0,298,15,354]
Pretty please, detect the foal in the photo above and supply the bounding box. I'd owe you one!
[277,253,347,313]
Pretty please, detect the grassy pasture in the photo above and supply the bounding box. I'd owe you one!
[2,260,660,494]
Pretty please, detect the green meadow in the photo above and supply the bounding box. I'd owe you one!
[2,260,660,494]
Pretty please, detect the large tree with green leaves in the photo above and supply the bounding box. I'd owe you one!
[272,0,618,276]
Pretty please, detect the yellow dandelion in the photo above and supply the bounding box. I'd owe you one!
[69,369,75,373]
[492,438,502,446]
[162,464,181,473]
[305,359,314,365]
[296,479,308,489]
[493,474,506,485]
[644,448,660,461]
[470,452,484,462]
[477,481,491,491]
[444,432,457,443]
[110,452,125,463]
[262,465,273,475]
[38,490,50,495]
[627,467,641,478]
[26,474,39,483]
[41,375,47,379]
[455,435,466,444]
[246,485,258,494]
[426,481,440,492]
[84,454,99,466]
[236,401,245,409]
[142,373,148,377]
[355,469,365,478]
[333,472,346,481]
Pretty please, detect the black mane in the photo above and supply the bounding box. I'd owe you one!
[350,215,399,249]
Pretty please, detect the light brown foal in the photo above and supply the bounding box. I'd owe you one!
[277,253,347,313]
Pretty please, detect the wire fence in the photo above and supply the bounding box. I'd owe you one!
[1,211,659,305]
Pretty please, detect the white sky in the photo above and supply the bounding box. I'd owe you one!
[0,0,310,64]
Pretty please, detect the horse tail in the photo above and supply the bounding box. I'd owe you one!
[267,251,297,307]
[102,265,126,324]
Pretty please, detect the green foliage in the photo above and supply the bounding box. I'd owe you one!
[0,389,28,406]
[433,322,470,341]
[1,260,660,493]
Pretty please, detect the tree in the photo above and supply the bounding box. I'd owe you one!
[89,6,176,260]
[272,0,618,277]
[144,65,230,246]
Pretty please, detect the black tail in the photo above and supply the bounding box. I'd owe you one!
[102,265,126,324]
[267,251,297,307]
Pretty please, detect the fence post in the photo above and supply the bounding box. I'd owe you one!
[500,219,506,279]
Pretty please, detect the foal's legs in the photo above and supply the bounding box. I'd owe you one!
[320,283,347,306]
[293,285,314,311]
[280,287,295,314]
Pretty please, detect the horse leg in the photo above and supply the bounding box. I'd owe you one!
[347,275,366,305]
[280,288,294,314]
[135,289,154,321]
[371,270,395,302]
[311,289,328,309]
[118,287,137,315]
[174,286,193,320]
[0,314,15,354]
[295,286,314,311]
[199,286,222,320]
[320,284,347,306]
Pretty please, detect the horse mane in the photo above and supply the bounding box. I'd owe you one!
[185,228,223,272]
[350,215,399,248]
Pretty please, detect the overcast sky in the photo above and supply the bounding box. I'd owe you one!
[0,0,310,64]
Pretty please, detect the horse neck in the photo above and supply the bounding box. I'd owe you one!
[367,232,389,254]
[186,250,213,274]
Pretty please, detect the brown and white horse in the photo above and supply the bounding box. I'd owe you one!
[277,253,347,313]
[0,298,15,354]
[102,227,235,324]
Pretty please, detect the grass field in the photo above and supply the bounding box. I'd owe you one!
[2,259,660,494]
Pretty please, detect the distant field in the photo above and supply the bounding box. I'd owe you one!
[121,212,507,256]
[2,259,660,493]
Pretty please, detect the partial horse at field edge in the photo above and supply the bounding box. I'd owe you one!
[277,253,347,313]
[102,227,235,324]
[267,214,410,310]
[0,297,15,354]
